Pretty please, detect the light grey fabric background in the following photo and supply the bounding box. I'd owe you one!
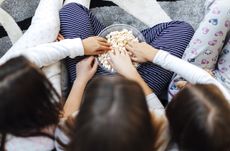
[91,0,206,30]
[0,0,40,56]
[159,0,206,29]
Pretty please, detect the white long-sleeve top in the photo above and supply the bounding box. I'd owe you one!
[0,38,84,67]
[146,50,230,114]
[0,38,84,96]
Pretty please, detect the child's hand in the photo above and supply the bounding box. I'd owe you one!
[175,80,188,89]
[109,49,140,81]
[82,36,111,55]
[126,42,158,63]
[76,56,98,84]
[56,33,64,41]
[204,69,214,76]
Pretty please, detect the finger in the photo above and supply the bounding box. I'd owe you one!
[128,41,138,46]
[57,37,61,41]
[99,41,111,47]
[92,58,98,71]
[120,49,126,55]
[99,45,112,51]
[125,45,134,53]
[108,58,115,69]
[58,34,64,39]
[87,56,95,64]
[57,34,64,41]
[131,56,138,62]
[113,49,120,55]
[127,41,135,47]
[96,36,108,43]
[96,50,107,55]
[82,56,93,65]
[127,51,134,57]
[108,51,116,59]
[175,81,187,89]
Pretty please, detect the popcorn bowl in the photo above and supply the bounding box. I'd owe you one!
[97,24,145,73]
[98,24,146,42]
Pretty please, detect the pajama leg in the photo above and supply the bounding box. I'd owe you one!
[140,21,194,95]
[60,3,109,85]
[168,0,230,100]
[214,38,230,93]
[183,0,230,69]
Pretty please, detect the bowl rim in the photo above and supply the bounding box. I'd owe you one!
[98,24,145,42]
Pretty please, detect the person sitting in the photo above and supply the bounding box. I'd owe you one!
[54,57,168,151]
[59,1,194,99]
[66,76,166,151]
[0,56,62,151]
[108,42,230,150]
[169,0,230,100]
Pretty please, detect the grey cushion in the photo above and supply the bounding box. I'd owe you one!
[0,0,40,56]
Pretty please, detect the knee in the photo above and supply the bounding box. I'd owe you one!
[175,21,194,34]
[59,3,88,18]
[172,21,195,41]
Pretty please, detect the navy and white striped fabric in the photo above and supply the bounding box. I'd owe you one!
[59,3,194,95]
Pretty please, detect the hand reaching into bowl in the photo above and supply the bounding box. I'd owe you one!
[109,49,153,95]
[56,34,111,55]
[82,36,112,55]
[109,49,139,81]
[76,56,98,84]
[126,42,159,63]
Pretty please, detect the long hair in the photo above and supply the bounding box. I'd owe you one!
[0,56,62,148]
[67,76,158,151]
[166,84,230,151]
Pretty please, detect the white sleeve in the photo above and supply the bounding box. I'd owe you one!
[55,119,70,151]
[146,93,165,116]
[8,0,63,51]
[153,50,230,101]
[0,38,84,68]
[0,0,63,64]
[55,111,79,151]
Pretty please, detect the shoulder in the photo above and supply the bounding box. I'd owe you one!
[5,134,54,151]
[55,112,78,151]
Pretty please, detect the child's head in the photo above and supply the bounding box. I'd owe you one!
[0,56,61,137]
[67,76,158,151]
[166,84,230,151]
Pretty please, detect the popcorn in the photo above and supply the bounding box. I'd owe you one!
[98,29,139,72]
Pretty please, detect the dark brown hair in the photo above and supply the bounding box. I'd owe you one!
[0,56,62,149]
[67,75,159,151]
[166,84,230,151]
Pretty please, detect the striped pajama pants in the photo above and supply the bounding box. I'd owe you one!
[59,3,194,96]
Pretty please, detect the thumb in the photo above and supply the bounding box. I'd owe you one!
[108,57,115,70]
[108,52,117,68]
[125,45,135,54]
[92,58,98,72]
[86,56,95,65]
[131,56,138,62]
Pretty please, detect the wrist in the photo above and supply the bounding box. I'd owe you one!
[82,39,88,55]
[74,78,88,87]
[127,69,142,82]
[136,77,153,96]
[145,48,158,62]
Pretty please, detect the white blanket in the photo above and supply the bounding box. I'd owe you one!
[105,0,171,27]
